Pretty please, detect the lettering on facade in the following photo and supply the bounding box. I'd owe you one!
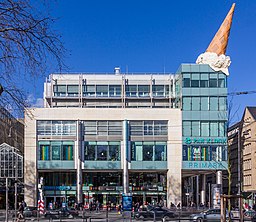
[183,161,227,170]
[185,137,227,145]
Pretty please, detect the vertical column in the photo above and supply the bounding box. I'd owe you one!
[123,120,129,194]
[196,175,199,209]
[200,174,206,205]
[77,120,83,204]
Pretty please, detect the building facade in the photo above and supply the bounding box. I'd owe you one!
[24,64,228,208]
[227,107,256,206]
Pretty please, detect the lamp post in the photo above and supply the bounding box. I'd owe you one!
[237,127,241,211]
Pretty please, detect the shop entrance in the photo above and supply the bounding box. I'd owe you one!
[45,196,65,209]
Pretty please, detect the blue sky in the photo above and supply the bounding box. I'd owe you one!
[28,0,256,123]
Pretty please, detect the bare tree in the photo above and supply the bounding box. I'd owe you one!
[0,0,65,114]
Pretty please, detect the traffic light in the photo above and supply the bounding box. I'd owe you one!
[0,84,3,95]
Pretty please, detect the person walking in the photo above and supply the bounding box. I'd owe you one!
[17,202,24,221]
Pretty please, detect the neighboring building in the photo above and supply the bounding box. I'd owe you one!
[241,107,256,197]
[0,107,24,152]
[24,4,235,208]
[227,107,256,206]
[0,107,24,209]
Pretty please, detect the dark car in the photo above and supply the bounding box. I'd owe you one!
[23,206,38,217]
[45,207,79,219]
[134,206,177,221]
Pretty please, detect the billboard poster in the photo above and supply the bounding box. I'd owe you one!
[122,195,132,211]
[212,184,222,209]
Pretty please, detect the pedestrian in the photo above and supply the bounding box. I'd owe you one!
[96,200,100,213]
[17,202,24,220]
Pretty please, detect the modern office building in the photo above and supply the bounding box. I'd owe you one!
[24,4,235,208]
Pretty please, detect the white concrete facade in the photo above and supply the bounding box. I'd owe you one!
[24,108,182,207]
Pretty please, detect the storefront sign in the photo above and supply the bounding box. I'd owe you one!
[184,137,227,145]
[182,161,227,170]
[44,186,73,191]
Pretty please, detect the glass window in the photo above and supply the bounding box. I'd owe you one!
[219,122,226,137]
[209,78,218,87]
[154,121,168,135]
[135,143,143,161]
[210,97,218,111]
[191,74,199,87]
[109,85,121,97]
[109,142,120,161]
[96,85,108,96]
[191,80,199,87]
[192,121,200,137]
[152,85,164,97]
[62,144,73,160]
[143,144,153,161]
[84,85,95,96]
[67,85,79,96]
[144,121,153,135]
[53,85,66,96]
[218,74,226,88]
[182,97,191,110]
[201,97,209,110]
[192,146,201,161]
[183,78,190,87]
[138,85,150,97]
[155,143,166,161]
[183,121,191,136]
[210,122,218,137]
[85,142,96,160]
[201,122,209,137]
[200,80,208,87]
[97,142,108,160]
[39,144,50,160]
[51,142,61,160]
[192,97,200,110]
[126,85,137,97]
[219,97,227,111]
[201,146,209,161]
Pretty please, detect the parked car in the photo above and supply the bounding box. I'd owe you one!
[190,208,233,222]
[134,206,177,220]
[45,207,79,219]
[23,206,38,217]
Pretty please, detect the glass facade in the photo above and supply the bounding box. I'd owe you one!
[84,141,121,161]
[130,120,168,136]
[39,141,74,161]
[84,121,122,136]
[182,121,226,137]
[182,72,226,88]
[37,121,76,136]
[131,142,167,161]
[182,145,227,161]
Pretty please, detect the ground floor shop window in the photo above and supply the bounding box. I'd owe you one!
[182,145,227,161]
[84,141,120,161]
[38,141,74,161]
[131,141,166,161]
[39,172,76,186]
[83,172,122,187]
[129,172,166,191]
